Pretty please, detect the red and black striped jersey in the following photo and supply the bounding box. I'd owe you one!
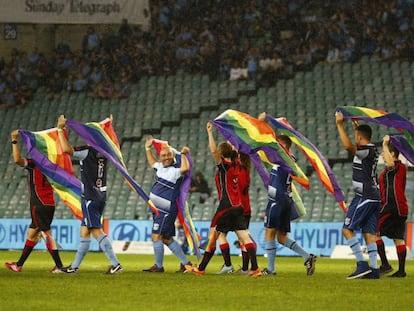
[25,159,54,206]
[215,157,242,210]
[239,165,251,216]
[379,160,408,217]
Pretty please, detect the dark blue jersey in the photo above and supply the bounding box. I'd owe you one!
[352,144,380,200]
[267,164,291,203]
[73,146,107,202]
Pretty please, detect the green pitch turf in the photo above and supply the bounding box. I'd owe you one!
[0,250,412,311]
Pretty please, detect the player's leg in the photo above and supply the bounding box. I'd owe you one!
[360,201,381,279]
[239,215,253,273]
[39,206,64,272]
[264,228,277,274]
[5,227,39,272]
[391,239,407,277]
[42,230,64,272]
[186,227,218,275]
[375,213,393,274]
[343,197,372,279]
[236,229,259,276]
[67,225,91,272]
[161,211,191,271]
[143,210,167,272]
[217,232,234,274]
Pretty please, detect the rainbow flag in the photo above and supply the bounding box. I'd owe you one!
[66,118,159,215]
[211,109,309,189]
[152,139,201,259]
[19,128,82,220]
[337,106,414,165]
[389,135,414,165]
[266,115,347,213]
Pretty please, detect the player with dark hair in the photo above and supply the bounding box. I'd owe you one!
[336,111,381,279]
[260,132,316,277]
[5,130,65,273]
[216,151,254,274]
[376,135,409,278]
[142,135,192,273]
[186,122,260,276]
[57,115,122,274]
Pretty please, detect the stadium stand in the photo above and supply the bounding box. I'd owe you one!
[1,55,414,223]
[1,1,414,223]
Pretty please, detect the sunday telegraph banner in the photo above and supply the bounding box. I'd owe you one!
[0,0,150,25]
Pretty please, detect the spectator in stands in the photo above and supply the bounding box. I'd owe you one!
[88,65,104,89]
[118,18,132,40]
[48,71,65,96]
[79,58,91,78]
[0,87,17,110]
[259,50,284,86]
[376,135,409,278]
[113,77,131,99]
[246,47,259,81]
[32,54,53,87]
[5,130,65,273]
[325,43,341,64]
[189,171,211,204]
[229,60,248,81]
[72,72,88,93]
[0,76,6,94]
[27,47,40,70]
[82,26,101,55]
[101,25,122,54]
[55,42,71,56]
[158,0,172,29]
[56,51,74,74]
[0,56,5,73]
[63,73,74,93]
[92,76,116,99]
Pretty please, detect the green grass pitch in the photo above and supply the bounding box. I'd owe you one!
[0,250,412,310]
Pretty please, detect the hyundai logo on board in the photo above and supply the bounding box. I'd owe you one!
[112,223,140,241]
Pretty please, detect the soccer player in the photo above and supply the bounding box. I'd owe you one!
[57,115,122,274]
[261,134,316,277]
[142,135,192,273]
[216,152,253,275]
[5,130,65,273]
[376,135,409,278]
[335,111,381,279]
[186,122,260,276]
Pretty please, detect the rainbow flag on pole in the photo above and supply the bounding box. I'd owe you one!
[19,128,82,220]
[66,118,159,215]
[266,115,347,213]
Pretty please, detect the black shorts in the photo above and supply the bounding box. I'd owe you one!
[377,212,407,240]
[29,200,55,232]
[213,207,247,233]
[243,214,251,229]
